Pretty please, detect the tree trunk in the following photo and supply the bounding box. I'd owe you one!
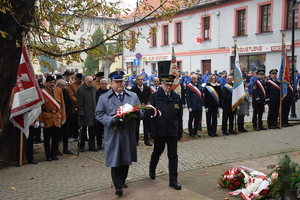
[0,0,35,166]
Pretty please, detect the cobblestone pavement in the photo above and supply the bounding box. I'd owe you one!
[0,103,299,200]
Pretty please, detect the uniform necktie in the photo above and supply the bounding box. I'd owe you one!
[118,94,122,101]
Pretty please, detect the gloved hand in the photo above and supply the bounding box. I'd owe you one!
[110,117,123,127]
[150,133,156,140]
[265,98,270,102]
[40,123,44,128]
[34,121,40,128]
[205,108,208,112]
[237,106,240,110]
[255,97,260,101]
[61,121,65,125]
[79,115,84,120]
[188,108,192,112]
[218,107,221,111]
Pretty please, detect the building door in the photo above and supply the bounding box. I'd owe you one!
[202,60,211,73]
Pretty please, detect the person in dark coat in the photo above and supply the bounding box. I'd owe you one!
[95,78,109,150]
[186,74,204,137]
[131,75,152,146]
[204,75,222,137]
[95,71,142,196]
[221,75,235,135]
[252,70,267,131]
[146,74,183,190]
[56,80,73,154]
[282,84,294,127]
[34,73,45,144]
[266,69,280,129]
[237,93,249,132]
[76,76,98,152]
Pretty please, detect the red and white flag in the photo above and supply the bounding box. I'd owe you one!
[10,44,44,138]
[169,47,181,95]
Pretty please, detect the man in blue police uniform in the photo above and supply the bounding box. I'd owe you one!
[149,70,158,86]
[140,68,149,86]
[266,69,280,129]
[128,71,137,87]
[146,74,183,190]
[95,71,142,196]
[252,70,267,131]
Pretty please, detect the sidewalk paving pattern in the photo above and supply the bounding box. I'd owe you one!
[0,104,299,199]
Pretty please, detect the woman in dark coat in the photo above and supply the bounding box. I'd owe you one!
[204,75,222,137]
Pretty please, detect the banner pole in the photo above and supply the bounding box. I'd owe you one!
[19,130,23,166]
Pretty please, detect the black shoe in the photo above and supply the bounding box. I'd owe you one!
[195,134,201,137]
[63,149,74,154]
[169,182,182,190]
[259,126,267,130]
[115,188,123,196]
[238,129,244,133]
[145,142,152,146]
[282,124,288,127]
[149,169,156,179]
[80,148,85,152]
[51,156,59,160]
[189,134,195,137]
[208,133,215,137]
[223,132,229,135]
[269,126,276,129]
[57,151,63,156]
[229,131,236,134]
[28,160,38,164]
[254,127,260,131]
[242,128,248,132]
[276,126,280,129]
[122,183,128,188]
[287,123,294,126]
[46,157,52,161]
[97,146,102,150]
[89,147,98,152]
[213,133,218,137]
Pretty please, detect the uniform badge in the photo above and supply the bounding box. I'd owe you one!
[174,104,179,109]
[253,85,257,90]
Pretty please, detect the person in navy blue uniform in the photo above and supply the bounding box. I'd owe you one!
[131,75,152,146]
[221,75,235,135]
[146,74,183,190]
[252,70,267,131]
[266,69,280,129]
[204,75,222,137]
[149,70,158,86]
[219,71,227,88]
[179,72,187,107]
[282,84,295,127]
[128,71,137,87]
[186,74,204,137]
[140,68,149,86]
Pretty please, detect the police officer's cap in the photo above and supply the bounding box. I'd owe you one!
[141,68,145,71]
[196,69,200,72]
[96,72,104,77]
[152,70,157,73]
[257,70,265,75]
[219,72,222,74]
[75,73,83,78]
[133,71,137,74]
[180,72,185,74]
[109,71,125,81]
[56,74,63,79]
[295,70,298,73]
[222,70,227,74]
[46,75,55,82]
[269,69,278,74]
[161,74,176,84]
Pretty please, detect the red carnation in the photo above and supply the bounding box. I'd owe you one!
[224,177,228,181]
[219,182,224,186]
[235,182,241,187]
[133,107,138,111]
[230,178,236,183]
[228,185,233,190]
[142,103,145,105]
[261,189,269,194]
[239,174,243,178]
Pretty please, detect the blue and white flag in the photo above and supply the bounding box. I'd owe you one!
[232,48,245,111]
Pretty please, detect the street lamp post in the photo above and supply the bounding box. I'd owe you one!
[290,0,299,120]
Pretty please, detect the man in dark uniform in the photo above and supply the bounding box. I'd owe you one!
[95,78,109,150]
[282,84,294,127]
[252,70,268,131]
[266,69,280,129]
[131,75,152,146]
[146,74,183,190]
[221,75,235,135]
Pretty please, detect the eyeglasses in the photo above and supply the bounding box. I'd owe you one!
[137,79,143,80]
[210,78,216,80]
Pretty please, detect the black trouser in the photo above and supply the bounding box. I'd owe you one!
[43,126,60,159]
[111,165,129,190]
[62,118,70,150]
[282,100,292,125]
[96,122,104,148]
[70,113,78,138]
[80,125,97,149]
[206,107,218,135]
[188,110,202,135]
[135,119,149,144]
[267,102,280,127]
[15,126,35,163]
[222,109,234,133]
[34,127,42,142]
[237,115,245,129]
[150,136,178,183]
[252,103,264,127]
[181,88,186,105]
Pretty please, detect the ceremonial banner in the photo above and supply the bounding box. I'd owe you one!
[169,47,181,95]
[278,42,290,99]
[232,47,245,111]
[10,44,44,138]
